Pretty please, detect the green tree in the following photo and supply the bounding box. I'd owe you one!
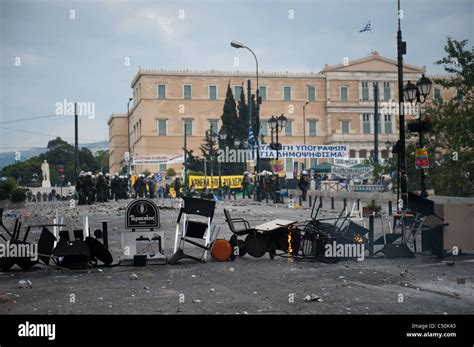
[220,83,241,147]
[200,129,218,175]
[408,37,474,196]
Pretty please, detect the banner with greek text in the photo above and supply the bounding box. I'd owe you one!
[189,175,243,189]
[259,144,349,159]
[331,165,372,179]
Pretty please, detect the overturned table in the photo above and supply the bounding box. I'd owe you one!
[245,219,297,258]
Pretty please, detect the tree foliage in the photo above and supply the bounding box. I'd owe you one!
[407,38,474,196]
[1,137,108,187]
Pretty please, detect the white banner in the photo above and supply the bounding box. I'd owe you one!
[331,165,372,179]
[133,154,183,164]
[259,144,349,159]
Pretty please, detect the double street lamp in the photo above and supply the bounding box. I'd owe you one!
[268,114,287,203]
[403,74,433,198]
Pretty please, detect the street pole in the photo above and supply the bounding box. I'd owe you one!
[247,79,252,175]
[373,83,379,164]
[204,157,207,192]
[275,121,281,203]
[303,101,309,169]
[183,123,188,193]
[418,128,427,197]
[397,0,408,209]
[74,102,79,175]
[127,98,133,175]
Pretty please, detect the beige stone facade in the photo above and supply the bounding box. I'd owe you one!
[108,52,456,175]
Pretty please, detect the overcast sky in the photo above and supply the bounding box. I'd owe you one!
[0,0,472,152]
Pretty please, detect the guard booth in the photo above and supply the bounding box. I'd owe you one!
[120,198,166,265]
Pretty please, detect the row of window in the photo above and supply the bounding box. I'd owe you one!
[360,81,391,101]
[155,82,446,103]
[157,84,318,101]
[155,115,392,137]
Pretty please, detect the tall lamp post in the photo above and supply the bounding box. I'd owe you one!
[230,40,262,201]
[234,139,243,173]
[404,74,432,197]
[183,123,188,193]
[303,101,310,170]
[397,0,408,208]
[127,97,133,175]
[268,114,287,203]
[218,129,227,189]
[210,130,218,192]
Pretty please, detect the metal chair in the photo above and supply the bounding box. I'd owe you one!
[169,197,217,264]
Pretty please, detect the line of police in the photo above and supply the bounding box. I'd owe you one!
[75,172,158,205]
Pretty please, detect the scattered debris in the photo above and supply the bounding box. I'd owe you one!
[18,280,32,289]
[130,273,139,280]
[209,288,215,292]
[253,291,258,295]
[304,294,323,302]
[229,267,235,272]
[243,311,249,315]
[191,275,196,278]
[144,286,149,290]
[193,299,202,303]
[97,269,103,273]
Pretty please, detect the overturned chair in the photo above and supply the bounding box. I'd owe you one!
[169,197,217,264]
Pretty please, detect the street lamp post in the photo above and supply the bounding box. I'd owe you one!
[234,139,243,173]
[397,0,408,209]
[303,101,310,169]
[218,129,227,189]
[210,130,218,193]
[404,74,432,198]
[268,114,287,203]
[183,123,188,193]
[127,98,133,175]
[230,40,262,201]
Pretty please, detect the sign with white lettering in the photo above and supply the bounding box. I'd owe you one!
[259,144,349,159]
[133,155,183,164]
[125,199,160,229]
[331,165,372,179]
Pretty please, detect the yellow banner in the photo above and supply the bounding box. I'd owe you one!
[189,175,243,189]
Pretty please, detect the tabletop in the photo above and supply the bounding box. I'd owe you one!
[254,219,296,232]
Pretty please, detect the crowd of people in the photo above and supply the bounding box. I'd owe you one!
[25,170,340,205]
[74,172,187,205]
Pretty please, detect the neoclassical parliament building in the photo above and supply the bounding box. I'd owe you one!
[108,51,455,175]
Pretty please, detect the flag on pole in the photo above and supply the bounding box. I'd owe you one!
[154,172,163,183]
[248,126,255,149]
[359,20,371,33]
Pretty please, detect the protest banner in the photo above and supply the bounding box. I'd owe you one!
[331,165,372,179]
[259,144,349,159]
[189,175,243,189]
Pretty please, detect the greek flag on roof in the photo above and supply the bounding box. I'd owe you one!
[154,172,162,183]
[359,21,371,33]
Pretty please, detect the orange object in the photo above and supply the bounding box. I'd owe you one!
[210,239,232,261]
